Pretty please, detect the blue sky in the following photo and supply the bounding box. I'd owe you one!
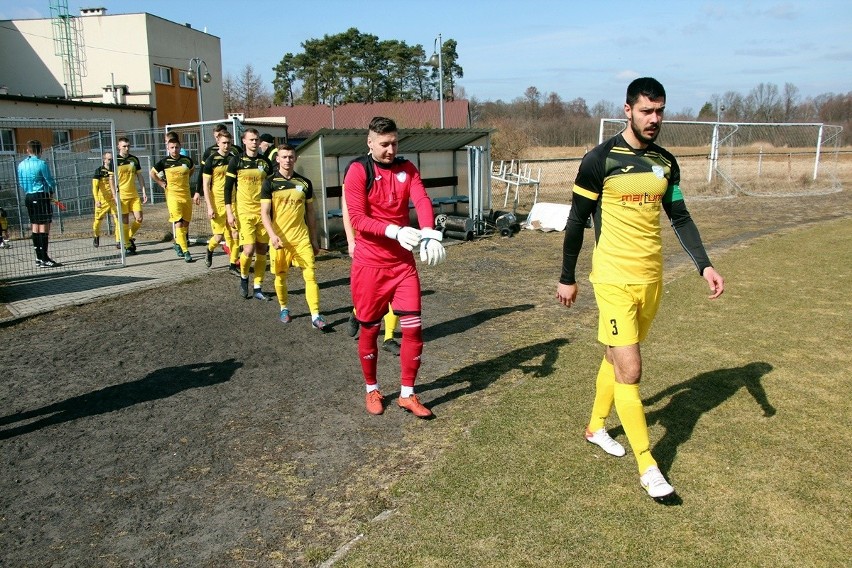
[4,0,850,113]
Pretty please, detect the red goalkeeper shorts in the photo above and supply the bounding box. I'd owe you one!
[351,261,420,325]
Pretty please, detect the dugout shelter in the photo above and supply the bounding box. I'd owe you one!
[293,127,493,249]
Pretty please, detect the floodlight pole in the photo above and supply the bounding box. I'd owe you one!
[428,34,445,128]
[187,58,212,147]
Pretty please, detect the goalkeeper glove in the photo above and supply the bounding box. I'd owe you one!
[419,228,446,266]
[385,224,422,251]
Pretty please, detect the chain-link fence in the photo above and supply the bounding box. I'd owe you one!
[0,118,125,280]
[0,118,246,281]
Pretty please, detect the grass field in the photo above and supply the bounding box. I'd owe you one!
[332,217,852,567]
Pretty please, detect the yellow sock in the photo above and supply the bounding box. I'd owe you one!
[383,309,398,342]
[253,254,267,288]
[303,266,320,314]
[274,274,288,307]
[129,219,141,239]
[613,382,656,474]
[239,252,251,278]
[175,226,189,253]
[230,240,240,264]
[588,357,615,432]
[207,236,218,252]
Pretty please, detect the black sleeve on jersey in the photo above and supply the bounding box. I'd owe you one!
[260,176,273,200]
[201,144,216,166]
[223,155,239,204]
[560,149,604,285]
[664,199,713,275]
[560,192,597,285]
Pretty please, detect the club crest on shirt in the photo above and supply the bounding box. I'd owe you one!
[396,171,407,183]
[652,165,665,179]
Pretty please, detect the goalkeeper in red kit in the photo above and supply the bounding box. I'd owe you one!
[343,116,447,418]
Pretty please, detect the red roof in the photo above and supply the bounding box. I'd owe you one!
[260,100,470,139]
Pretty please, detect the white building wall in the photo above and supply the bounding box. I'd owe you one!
[144,14,224,125]
[76,13,152,106]
[0,12,223,122]
[0,20,69,98]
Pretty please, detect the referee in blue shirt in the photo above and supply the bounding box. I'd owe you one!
[17,140,60,267]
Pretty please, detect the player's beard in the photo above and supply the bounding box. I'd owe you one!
[630,116,660,145]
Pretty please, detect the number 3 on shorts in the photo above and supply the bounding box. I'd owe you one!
[609,318,619,336]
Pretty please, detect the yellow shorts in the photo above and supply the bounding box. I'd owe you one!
[271,238,315,275]
[120,194,142,215]
[593,281,662,346]
[167,196,192,223]
[93,200,117,221]
[207,201,228,235]
[209,214,228,236]
[238,213,268,245]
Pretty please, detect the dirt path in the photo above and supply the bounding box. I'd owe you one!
[1,191,849,566]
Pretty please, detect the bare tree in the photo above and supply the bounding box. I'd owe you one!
[223,74,237,115]
[591,99,619,118]
[745,83,782,122]
[782,83,800,121]
[227,64,273,117]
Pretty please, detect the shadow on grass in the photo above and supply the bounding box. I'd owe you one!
[420,338,569,409]
[422,303,535,342]
[612,361,775,474]
[0,358,242,440]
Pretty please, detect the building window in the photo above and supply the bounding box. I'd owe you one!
[88,130,113,153]
[153,65,172,85]
[179,70,195,89]
[0,129,14,154]
[53,130,71,152]
[128,131,147,149]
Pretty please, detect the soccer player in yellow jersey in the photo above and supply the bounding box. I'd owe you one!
[224,128,274,300]
[342,191,400,354]
[114,137,147,254]
[260,144,328,329]
[91,151,118,248]
[151,136,197,263]
[557,78,725,502]
[202,131,237,269]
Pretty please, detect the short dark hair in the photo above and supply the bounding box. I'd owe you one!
[213,123,229,134]
[26,140,42,155]
[217,130,232,140]
[243,128,259,138]
[277,143,295,152]
[626,77,666,106]
[118,136,130,144]
[369,116,398,135]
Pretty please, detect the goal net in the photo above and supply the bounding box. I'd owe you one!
[599,119,843,198]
